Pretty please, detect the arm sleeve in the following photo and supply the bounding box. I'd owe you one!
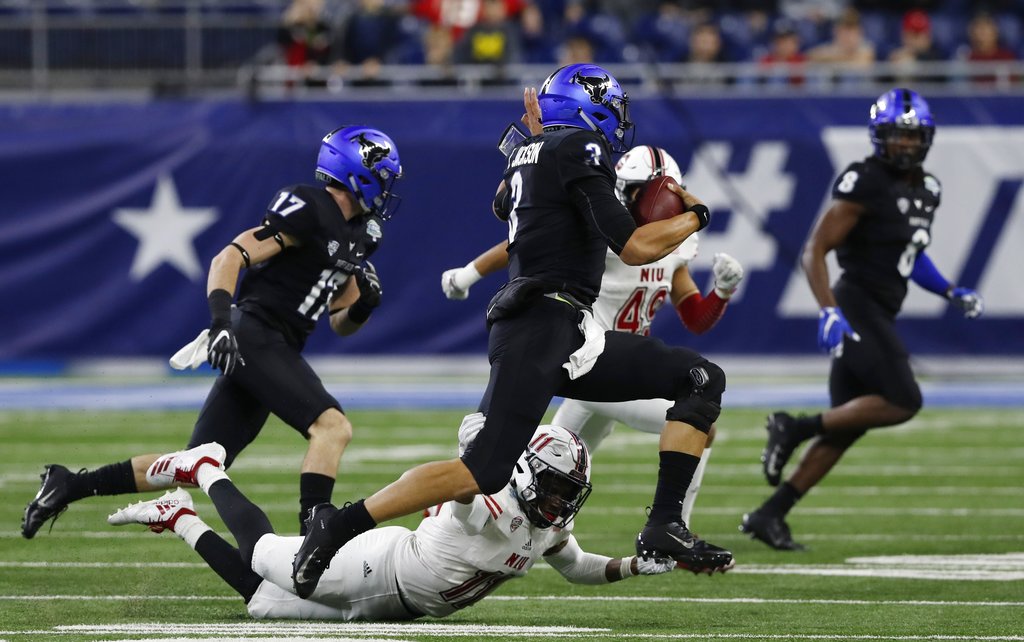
[569,176,636,255]
[675,289,728,334]
[910,250,951,296]
[543,534,613,585]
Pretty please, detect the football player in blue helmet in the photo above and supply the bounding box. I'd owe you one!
[868,88,935,171]
[741,89,983,551]
[22,125,401,541]
[537,63,634,152]
[316,126,402,219]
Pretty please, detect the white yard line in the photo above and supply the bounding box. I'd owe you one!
[0,595,1021,607]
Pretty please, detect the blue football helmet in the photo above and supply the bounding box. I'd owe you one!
[537,64,634,152]
[315,126,402,218]
[869,88,935,170]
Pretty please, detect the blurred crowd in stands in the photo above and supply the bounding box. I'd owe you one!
[2,0,1020,90]
[271,0,1022,82]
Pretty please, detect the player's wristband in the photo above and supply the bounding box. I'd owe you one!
[454,262,483,291]
[207,289,233,327]
[347,298,375,324]
[620,556,636,578]
[685,204,711,231]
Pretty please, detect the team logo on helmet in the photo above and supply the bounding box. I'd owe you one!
[352,132,392,170]
[571,71,612,105]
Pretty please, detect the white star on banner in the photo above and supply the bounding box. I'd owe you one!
[112,175,218,281]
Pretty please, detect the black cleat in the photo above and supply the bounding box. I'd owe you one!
[292,503,340,599]
[636,521,735,575]
[22,464,75,539]
[740,508,805,551]
[761,412,801,487]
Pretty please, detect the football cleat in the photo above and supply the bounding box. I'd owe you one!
[761,412,801,487]
[292,503,341,599]
[636,521,735,575]
[21,464,76,539]
[740,508,806,551]
[146,442,226,488]
[108,487,196,534]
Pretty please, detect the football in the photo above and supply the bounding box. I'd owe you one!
[629,175,685,226]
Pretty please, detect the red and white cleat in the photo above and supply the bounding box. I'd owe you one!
[146,442,226,488]
[107,488,196,534]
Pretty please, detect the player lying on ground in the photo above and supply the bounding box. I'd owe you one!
[109,420,685,620]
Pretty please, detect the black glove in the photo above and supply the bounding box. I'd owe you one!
[207,321,244,375]
[206,289,244,375]
[356,261,382,307]
[348,262,382,324]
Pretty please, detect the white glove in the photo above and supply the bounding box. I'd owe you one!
[441,262,483,300]
[457,412,486,457]
[712,252,744,299]
[634,555,676,575]
[948,287,983,319]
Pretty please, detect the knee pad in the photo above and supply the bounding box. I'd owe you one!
[665,361,726,433]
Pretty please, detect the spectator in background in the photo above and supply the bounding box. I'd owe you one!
[420,24,457,84]
[963,12,1016,62]
[454,0,522,66]
[559,34,596,65]
[336,0,399,68]
[520,2,558,64]
[889,10,944,64]
[960,11,1018,85]
[759,19,806,85]
[688,21,729,63]
[278,0,332,85]
[886,9,945,85]
[413,0,525,41]
[807,7,875,68]
[686,21,732,85]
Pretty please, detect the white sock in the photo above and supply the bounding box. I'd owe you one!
[680,448,712,527]
[196,463,230,495]
[174,513,212,550]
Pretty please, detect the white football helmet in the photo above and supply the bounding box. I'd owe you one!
[511,425,592,529]
[614,145,684,206]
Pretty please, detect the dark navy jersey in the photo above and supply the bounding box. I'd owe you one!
[501,127,634,304]
[832,156,941,315]
[236,184,382,345]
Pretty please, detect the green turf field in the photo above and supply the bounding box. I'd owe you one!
[1,407,1022,641]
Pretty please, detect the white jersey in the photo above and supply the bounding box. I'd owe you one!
[592,234,699,335]
[246,484,570,621]
[553,234,698,453]
[397,485,571,616]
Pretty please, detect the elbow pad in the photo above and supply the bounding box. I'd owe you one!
[570,176,635,255]
[544,535,612,585]
[493,185,512,222]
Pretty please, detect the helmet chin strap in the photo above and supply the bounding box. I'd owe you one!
[347,175,371,213]
[577,108,600,133]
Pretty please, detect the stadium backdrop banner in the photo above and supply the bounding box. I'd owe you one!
[2,95,1023,365]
